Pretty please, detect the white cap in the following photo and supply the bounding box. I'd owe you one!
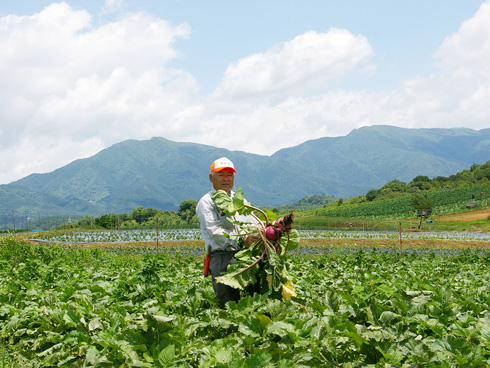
[210,157,236,173]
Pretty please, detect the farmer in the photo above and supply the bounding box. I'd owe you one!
[196,157,259,308]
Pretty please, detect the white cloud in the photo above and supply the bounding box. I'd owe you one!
[0,2,193,183]
[377,1,490,129]
[212,29,374,101]
[435,1,490,78]
[102,0,124,14]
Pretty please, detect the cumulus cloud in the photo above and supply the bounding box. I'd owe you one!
[212,29,374,101]
[435,1,490,77]
[0,2,193,183]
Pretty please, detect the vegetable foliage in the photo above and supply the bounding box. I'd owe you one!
[212,189,300,300]
[1,236,490,367]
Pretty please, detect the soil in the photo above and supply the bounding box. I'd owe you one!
[434,208,490,222]
[300,237,490,249]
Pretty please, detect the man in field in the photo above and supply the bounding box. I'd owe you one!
[196,157,258,308]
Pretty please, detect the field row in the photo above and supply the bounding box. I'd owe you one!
[29,228,490,244]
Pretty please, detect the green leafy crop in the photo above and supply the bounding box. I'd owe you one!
[212,189,300,300]
[2,235,490,366]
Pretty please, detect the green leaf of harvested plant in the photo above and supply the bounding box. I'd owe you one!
[215,255,260,290]
[281,229,300,252]
[213,189,236,214]
[213,189,247,215]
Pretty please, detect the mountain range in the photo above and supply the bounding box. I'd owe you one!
[1,125,490,218]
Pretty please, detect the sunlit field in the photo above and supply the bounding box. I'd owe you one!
[1,228,490,367]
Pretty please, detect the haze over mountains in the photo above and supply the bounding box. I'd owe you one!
[1,125,490,217]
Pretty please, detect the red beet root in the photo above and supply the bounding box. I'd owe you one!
[265,226,278,240]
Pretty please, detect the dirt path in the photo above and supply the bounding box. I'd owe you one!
[434,208,490,222]
[300,237,490,249]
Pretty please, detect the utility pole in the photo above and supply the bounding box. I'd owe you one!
[156,217,159,255]
[399,221,403,255]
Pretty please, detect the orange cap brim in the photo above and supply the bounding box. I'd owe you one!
[211,165,236,173]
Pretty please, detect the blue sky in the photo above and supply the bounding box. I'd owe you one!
[0,0,489,184]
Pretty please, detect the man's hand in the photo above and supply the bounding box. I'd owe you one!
[242,234,260,248]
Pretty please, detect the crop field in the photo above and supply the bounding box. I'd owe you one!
[316,185,490,220]
[2,232,490,367]
[28,228,490,245]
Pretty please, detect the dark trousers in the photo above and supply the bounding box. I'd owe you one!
[209,250,262,308]
[209,251,240,308]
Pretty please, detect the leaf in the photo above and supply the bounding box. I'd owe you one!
[88,317,103,331]
[152,314,175,323]
[430,336,474,363]
[477,317,490,347]
[376,283,396,295]
[336,320,367,350]
[213,188,248,215]
[379,311,401,325]
[244,351,272,368]
[282,281,296,301]
[122,330,147,346]
[281,229,300,252]
[268,321,297,342]
[212,190,236,214]
[351,285,364,294]
[158,344,176,366]
[215,260,259,290]
[276,360,295,368]
[231,188,246,212]
[215,245,263,290]
[261,208,277,222]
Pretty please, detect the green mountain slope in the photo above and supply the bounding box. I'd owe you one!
[274,125,490,192]
[2,125,490,217]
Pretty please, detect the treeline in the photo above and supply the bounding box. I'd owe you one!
[331,160,490,207]
[272,194,336,212]
[74,200,199,230]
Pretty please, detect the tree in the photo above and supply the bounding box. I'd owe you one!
[381,179,407,193]
[410,175,432,191]
[178,199,198,224]
[411,193,434,229]
[95,213,120,229]
[131,206,146,224]
[365,189,378,202]
[130,206,163,224]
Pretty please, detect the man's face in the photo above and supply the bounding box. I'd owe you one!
[209,170,235,192]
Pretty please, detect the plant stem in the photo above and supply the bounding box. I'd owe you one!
[245,204,269,227]
[231,248,266,276]
[284,232,290,254]
[250,212,266,229]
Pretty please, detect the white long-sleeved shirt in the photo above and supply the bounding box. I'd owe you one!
[196,190,256,253]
